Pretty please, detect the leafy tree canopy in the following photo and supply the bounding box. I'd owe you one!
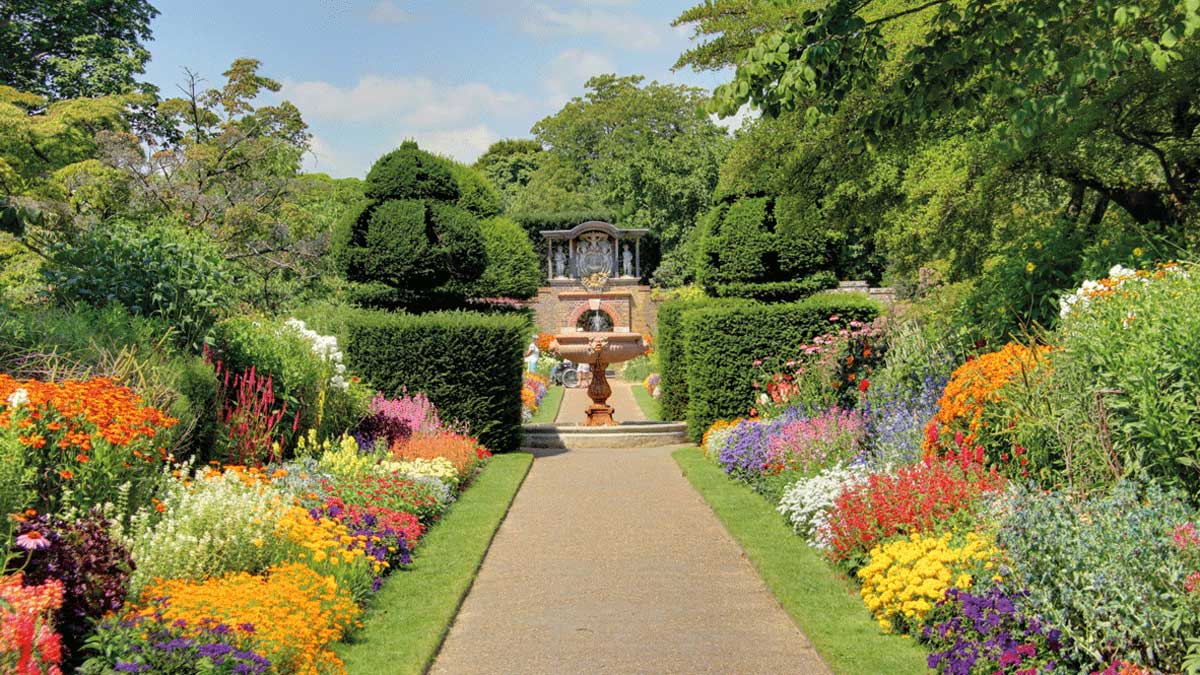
[0,0,159,99]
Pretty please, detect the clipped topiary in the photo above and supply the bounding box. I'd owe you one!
[364,140,459,202]
[335,141,487,309]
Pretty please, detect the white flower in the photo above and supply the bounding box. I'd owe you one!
[6,388,29,408]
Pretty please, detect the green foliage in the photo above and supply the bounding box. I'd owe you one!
[657,296,729,421]
[366,141,459,202]
[998,265,1200,493]
[339,142,487,310]
[473,139,543,210]
[680,293,879,439]
[711,272,838,302]
[695,197,783,291]
[999,483,1196,671]
[0,422,35,517]
[525,74,731,280]
[209,316,368,450]
[774,193,831,277]
[458,217,542,300]
[446,161,503,219]
[43,220,235,351]
[343,310,527,453]
[0,0,158,99]
[0,303,218,461]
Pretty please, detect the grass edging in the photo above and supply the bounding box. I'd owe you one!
[528,386,565,424]
[630,383,662,421]
[672,447,927,675]
[338,452,534,675]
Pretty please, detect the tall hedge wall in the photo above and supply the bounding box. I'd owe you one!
[343,310,527,453]
[657,296,739,422]
[681,293,880,441]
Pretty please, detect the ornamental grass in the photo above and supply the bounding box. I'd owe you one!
[138,562,360,675]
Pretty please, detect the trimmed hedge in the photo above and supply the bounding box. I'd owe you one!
[774,194,831,277]
[343,310,527,453]
[681,293,879,440]
[657,296,739,422]
[712,272,838,302]
[457,217,542,300]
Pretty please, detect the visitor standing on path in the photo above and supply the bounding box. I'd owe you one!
[525,339,540,374]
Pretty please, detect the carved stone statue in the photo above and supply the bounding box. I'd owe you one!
[622,244,633,277]
[553,247,567,278]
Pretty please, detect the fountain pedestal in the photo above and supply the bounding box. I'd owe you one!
[550,333,646,427]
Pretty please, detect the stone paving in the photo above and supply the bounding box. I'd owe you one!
[429,436,831,675]
[555,378,646,425]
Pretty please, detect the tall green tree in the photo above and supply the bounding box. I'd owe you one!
[473,138,543,209]
[0,0,159,99]
[522,74,731,281]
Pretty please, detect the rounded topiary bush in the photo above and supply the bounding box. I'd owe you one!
[364,140,459,202]
[336,142,488,309]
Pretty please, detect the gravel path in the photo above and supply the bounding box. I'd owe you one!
[429,443,831,675]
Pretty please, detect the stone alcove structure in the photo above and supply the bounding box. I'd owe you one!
[531,221,657,335]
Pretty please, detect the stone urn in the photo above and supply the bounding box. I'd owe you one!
[550,333,647,426]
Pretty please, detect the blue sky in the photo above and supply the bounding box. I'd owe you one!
[141,0,739,178]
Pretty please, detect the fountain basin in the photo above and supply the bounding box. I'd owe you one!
[549,332,647,426]
[549,333,646,365]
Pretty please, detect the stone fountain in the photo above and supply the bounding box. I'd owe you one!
[550,332,646,426]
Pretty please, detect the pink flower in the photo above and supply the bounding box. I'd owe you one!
[16,530,51,551]
[829,315,841,322]
[752,359,763,367]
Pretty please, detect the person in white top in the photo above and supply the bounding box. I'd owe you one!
[525,340,540,374]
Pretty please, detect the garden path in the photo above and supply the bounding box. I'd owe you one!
[555,379,645,425]
[429,443,831,675]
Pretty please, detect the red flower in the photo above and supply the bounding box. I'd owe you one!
[858,379,870,392]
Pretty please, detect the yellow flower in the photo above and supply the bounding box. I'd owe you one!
[1025,262,1036,274]
[1133,247,1144,257]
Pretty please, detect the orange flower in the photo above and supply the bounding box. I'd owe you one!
[58,470,74,480]
[75,454,90,463]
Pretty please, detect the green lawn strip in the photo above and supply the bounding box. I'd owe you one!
[672,447,928,675]
[338,452,534,675]
[630,383,662,421]
[528,386,564,424]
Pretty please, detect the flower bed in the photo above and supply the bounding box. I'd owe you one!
[2,333,499,674]
[701,265,1200,675]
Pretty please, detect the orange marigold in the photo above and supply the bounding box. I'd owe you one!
[924,343,1053,454]
[139,563,360,675]
[391,431,487,479]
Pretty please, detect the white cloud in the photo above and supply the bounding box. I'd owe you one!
[281,75,534,128]
[367,1,411,24]
[518,4,664,51]
[303,134,357,176]
[541,49,616,107]
[409,125,503,164]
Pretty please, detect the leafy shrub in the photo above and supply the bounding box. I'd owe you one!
[447,161,503,218]
[695,198,777,290]
[997,483,1195,672]
[0,420,33,517]
[43,221,234,350]
[136,562,361,675]
[774,193,831,277]
[711,272,838,302]
[344,310,526,452]
[13,511,134,662]
[680,293,879,439]
[924,587,1067,675]
[0,375,177,518]
[656,296,730,422]
[825,455,1005,568]
[336,142,487,309]
[858,530,998,634]
[1002,263,1200,492]
[119,469,292,596]
[457,216,542,299]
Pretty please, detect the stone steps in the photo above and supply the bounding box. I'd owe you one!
[522,421,690,449]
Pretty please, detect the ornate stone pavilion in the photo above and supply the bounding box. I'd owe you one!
[531,221,657,335]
